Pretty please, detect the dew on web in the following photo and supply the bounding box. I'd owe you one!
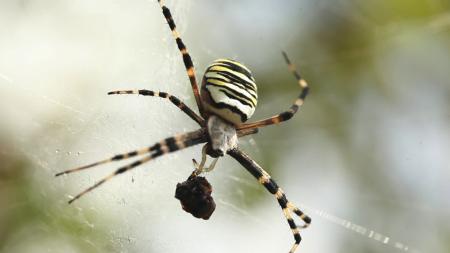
[300,204,422,253]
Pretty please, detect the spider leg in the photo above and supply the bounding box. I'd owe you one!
[108,89,205,126]
[56,128,207,176]
[55,146,152,176]
[56,127,256,178]
[227,147,311,253]
[64,128,208,203]
[158,0,204,116]
[68,155,152,204]
[237,51,309,131]
[236,127,259,137]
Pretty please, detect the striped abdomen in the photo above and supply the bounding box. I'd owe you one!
[201,59,258,125]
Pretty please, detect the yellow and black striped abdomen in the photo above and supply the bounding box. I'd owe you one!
[201,59,258,125]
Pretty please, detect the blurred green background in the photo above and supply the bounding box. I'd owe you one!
[1,0,449,252]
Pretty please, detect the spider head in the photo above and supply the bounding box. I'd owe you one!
[206,115,238,157]
[200,59,258,126]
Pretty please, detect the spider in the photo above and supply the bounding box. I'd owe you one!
[56,1,311,252]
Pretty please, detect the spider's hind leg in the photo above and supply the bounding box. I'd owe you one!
[237,52,310,131]
[108,89,204,126]
[158,0,204,116]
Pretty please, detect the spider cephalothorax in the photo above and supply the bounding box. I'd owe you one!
[56,1,311,253]
[205,115,238,157]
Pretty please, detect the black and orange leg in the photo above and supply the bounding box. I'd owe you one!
[227,147,311,253]
[158,0,204,117]
[108,89,205,126]
[55,128,208,204]
[55,127,256,178]
[237,51,309,131]
[236,127,259,137]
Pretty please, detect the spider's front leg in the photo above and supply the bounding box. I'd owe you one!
[227,147,311,253]
[56,128,209,204]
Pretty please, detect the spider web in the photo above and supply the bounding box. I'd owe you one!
[1,1,449,253]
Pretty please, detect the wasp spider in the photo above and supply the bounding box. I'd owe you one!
[56,1,311,252]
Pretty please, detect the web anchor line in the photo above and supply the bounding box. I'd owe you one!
[299,204,421,253]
